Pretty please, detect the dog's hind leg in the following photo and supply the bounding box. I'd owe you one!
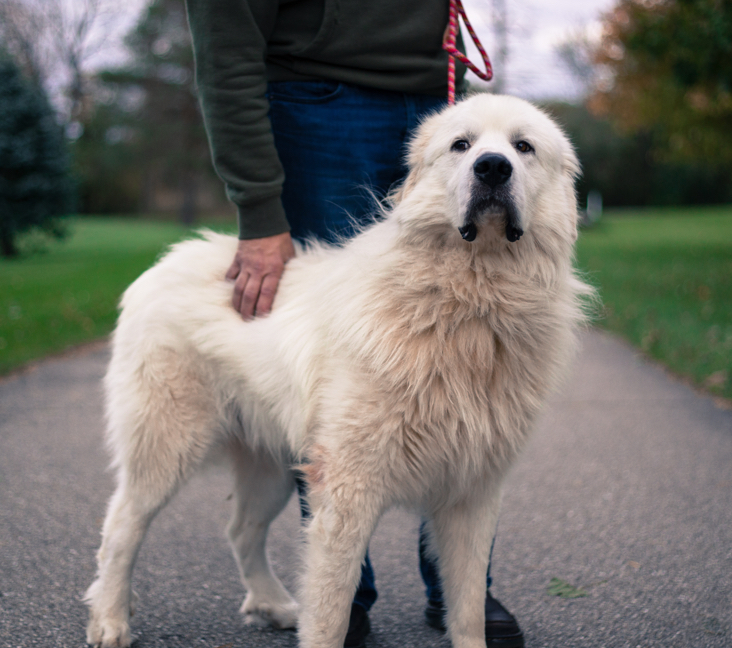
[429,484,502,648]
[227,443,298,629]
[86,349,218,647]
[85,473,175,648]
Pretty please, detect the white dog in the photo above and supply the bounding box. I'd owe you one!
[85,94,591,648]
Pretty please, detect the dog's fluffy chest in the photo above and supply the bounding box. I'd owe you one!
[308,258,570,473]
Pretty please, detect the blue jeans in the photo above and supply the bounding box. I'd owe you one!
[268,81,492,610]
[267,81,445,242]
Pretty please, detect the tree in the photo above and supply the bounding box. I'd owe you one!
[545,101,732,208]
[589,0,732,165]
[0,0,117,123]
[555,27,602,100]
[490,0,510,94]
[85,0,215,223]
[0,56,75,257]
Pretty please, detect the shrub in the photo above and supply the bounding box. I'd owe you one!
[0,55,75,257]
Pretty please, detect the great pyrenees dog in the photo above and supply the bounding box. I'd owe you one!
[85,94,591,648]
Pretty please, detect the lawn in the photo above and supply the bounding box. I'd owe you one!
[576,205,732,401]
[2,209,731,403]
[0,217,232,374]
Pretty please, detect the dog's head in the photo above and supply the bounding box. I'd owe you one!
[395,94,580,248]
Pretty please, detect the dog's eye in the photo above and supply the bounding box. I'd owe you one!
[451,139,471,152]
[515,141,533,154]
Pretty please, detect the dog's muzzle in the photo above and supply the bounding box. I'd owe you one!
[460,153,523,244]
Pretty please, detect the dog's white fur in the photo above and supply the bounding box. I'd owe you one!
[85,94,591,648]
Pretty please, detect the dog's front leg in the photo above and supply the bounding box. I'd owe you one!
[297,485,383,648]
[430,484,502,648]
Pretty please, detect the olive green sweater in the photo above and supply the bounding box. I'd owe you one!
[185,0,466,238]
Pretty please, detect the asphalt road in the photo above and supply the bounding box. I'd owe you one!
[1,330,730,648]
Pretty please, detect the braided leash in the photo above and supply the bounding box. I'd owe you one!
[443,0,493,105]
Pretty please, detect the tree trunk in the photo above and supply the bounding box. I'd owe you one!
[179,170,197,226]
[0,228,18,257]
[140,166,156,213]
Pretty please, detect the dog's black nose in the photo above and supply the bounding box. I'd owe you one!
[473,154,512,187]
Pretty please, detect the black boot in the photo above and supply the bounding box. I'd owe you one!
[344,602,371,648]
[425,590,524,647]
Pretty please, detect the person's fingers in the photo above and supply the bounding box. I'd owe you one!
[226,233,295,320]
[232,271,249,317]
[254,271,282,317]
[225,258,240,281]
[226,255,243,312]
[240,272,263,320]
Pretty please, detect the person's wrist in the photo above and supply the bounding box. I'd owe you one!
[236,198,289,241]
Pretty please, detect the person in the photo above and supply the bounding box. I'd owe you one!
[184,2,524,647]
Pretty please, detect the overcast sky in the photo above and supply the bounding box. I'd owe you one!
[99,0,617,102]
[462,0,616,100]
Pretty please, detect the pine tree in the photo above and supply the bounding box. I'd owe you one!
[0,55,75,256]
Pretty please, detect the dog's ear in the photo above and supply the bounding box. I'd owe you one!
[388,150,427,206]
[563,144,581,242]
[392,112,444,203]
[405,111,443,170]
[388,174,417,205]
[562,143,581,180]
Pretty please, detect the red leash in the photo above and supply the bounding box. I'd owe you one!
[443,0,493,104]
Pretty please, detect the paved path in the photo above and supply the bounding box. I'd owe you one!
[1,331,730,648]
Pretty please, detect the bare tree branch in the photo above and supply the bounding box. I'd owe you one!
[555,27,600,97]
[0,0,119,121]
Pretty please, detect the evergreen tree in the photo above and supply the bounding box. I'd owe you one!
[0,55,74,257]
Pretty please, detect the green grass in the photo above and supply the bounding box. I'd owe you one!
[0,217,233,374]
[576,205,732,401]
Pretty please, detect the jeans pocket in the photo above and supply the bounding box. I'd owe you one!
[267,80,344,104]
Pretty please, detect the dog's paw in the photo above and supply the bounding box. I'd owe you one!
[85,582,137,648]
[240,595,299,630]
[86,615,133,648]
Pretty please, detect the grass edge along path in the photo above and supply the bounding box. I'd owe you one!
[576,205,732,403]
[0,217,233,375]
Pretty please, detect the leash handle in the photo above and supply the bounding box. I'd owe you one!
[443,0,493,104]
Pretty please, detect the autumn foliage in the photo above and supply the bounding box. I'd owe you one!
[589,0,732,165]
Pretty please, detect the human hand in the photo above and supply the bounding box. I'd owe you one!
[225,232,296,319]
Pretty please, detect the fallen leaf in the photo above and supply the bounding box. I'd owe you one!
[704,370,728,389]
[547,577,588,599]
[702,617,726,636]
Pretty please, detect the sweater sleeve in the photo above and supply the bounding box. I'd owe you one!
[185,0,289,239]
